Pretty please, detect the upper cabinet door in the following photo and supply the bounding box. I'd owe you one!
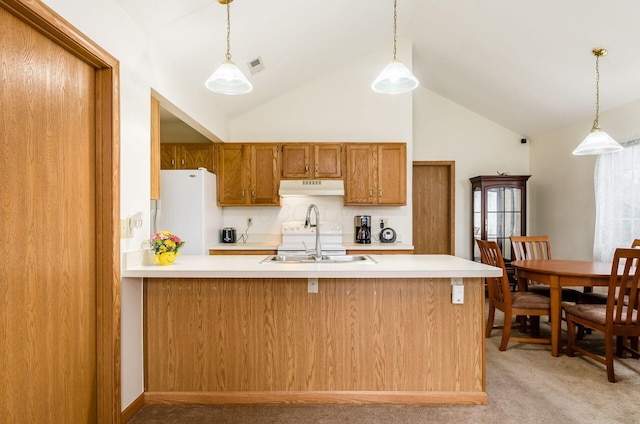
[281,144,311,178]
[377,143,406,205]
[314,144,343,178]
[183,144,213,171]
[344,144,376,204]
[217,144,246,206]
[249,144,280,205]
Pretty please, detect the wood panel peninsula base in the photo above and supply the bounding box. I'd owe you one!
[143,278,488,404]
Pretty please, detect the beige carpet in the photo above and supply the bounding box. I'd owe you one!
[128,309,640,424]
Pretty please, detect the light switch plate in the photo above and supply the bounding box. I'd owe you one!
[451,278,464,304]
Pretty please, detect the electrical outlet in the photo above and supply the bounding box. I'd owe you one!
[451,278,464,304]
[120,218,133,238]
[380,217,388,229]
[308,277,319,293]
[247,217,253,227]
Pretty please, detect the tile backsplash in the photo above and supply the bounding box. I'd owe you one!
[221,196,410,243]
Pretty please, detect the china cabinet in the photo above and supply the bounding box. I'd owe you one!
[470,175,530,265]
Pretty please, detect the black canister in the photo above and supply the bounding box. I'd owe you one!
[221,227,236,243]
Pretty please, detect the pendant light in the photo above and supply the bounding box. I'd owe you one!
[572,48,623,155]
[372,0,419,94]
[205,0,253,95]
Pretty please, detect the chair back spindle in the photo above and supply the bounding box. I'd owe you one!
[511,235,552,261]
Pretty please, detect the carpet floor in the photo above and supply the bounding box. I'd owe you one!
[128,308,640,424]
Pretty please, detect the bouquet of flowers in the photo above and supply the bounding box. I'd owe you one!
[149,231,185,265]
[150,231,185,253]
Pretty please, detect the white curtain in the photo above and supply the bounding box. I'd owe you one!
[593,139,640,262]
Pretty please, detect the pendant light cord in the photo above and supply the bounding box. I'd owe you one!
[592,52,601,131]
[225,1,232,61]
[392,0,398,61]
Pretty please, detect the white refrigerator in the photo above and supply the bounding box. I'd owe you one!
[158,168,221,255]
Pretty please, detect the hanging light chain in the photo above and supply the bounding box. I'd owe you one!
[225,1,232,60]
[591,48,607,131]
[392,0,398,60]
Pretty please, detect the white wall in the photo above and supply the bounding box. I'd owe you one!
[529,99,640,260]
[228,42,414,242]
[412,88,529,258]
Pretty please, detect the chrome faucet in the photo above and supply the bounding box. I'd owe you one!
[304,203,322,261]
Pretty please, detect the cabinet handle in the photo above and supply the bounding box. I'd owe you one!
[369,188,373,198]
[315,163,318,173]
[305,164,309,173]
[181,158,185,166]
[251,189,255,198]
[171,159,175,166]
[242,189,245,198]
[379,189,383,198]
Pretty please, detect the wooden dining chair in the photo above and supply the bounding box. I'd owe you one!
[477,239,551,351]
[564,247,640,382]
[510,235,582,302]
[579,238,640,306]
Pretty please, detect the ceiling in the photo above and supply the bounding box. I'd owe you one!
[118,0,640,138]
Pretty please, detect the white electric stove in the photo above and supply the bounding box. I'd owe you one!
[277,221,346,255]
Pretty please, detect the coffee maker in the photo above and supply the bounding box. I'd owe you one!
[354,215,372,244]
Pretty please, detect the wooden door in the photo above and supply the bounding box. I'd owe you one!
[378,144,406,205]
[1,1,120,422]
[344,144,375,204]
[314,144,343,178]
[412,162,455,254]
[250,144,280,205]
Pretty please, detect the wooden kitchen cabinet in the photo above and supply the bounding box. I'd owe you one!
[344,143,406,205]
[280,143,343,179]
[160,143,215,173]
[217,143,280,206]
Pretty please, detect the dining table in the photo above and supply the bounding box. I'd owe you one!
[511,259,614,357]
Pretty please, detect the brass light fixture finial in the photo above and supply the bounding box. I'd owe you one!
[205,0,253,95]
[572,47,623,155]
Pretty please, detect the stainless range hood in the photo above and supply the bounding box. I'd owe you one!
[278,180,345,197]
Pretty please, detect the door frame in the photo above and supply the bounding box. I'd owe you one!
[2,1,121,421]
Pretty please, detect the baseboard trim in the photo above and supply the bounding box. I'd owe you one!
[143,391,487,405]
[121,393,145,423]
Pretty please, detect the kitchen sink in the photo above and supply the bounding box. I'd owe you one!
[261,254,376,264]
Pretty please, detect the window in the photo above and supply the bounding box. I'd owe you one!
[593,139,640,262]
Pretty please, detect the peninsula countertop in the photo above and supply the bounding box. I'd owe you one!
[122,251,501,279]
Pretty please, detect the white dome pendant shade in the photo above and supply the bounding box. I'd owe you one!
[205,0,252,95]
[372,59,419,94]
[372,0,419,94]
[573,129,623,156]
[572,48,623,155]
[205,59,253,95]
